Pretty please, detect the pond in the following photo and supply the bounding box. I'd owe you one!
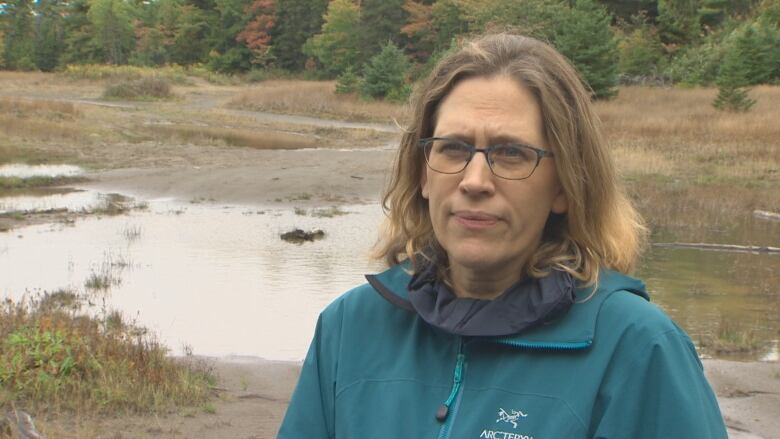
[1,184,777,362]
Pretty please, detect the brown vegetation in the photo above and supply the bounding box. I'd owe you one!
[0,292,214,415]
[226,80,409,124]
[147,124,318,150]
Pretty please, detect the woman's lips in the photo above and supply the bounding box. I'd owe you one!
[453,211,499,229]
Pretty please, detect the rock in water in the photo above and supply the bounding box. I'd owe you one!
[280,228,326,244]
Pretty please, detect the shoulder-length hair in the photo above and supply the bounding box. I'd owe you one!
[374,33,646,285]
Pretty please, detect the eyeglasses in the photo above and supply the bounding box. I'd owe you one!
[419,137,554,180]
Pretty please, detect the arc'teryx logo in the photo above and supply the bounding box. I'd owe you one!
[496,408,528,429]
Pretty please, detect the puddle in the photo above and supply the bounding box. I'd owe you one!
[0,190,103,214]
[0,200,384,361]
[0,163,84,178]
[0,195,777,362]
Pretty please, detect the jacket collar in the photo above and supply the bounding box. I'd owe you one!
[365,262,649,349]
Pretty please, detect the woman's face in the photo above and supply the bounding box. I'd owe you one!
[421,75,568,279]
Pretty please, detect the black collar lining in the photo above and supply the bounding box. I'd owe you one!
[365,274,415,313]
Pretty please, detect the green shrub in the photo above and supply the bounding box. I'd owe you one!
[665,42,723,86]
[335,66,361,94]
[103,77,174,100]
[0,292,214,413]
[617,25,667,81]
[718,20,780,86]
[361,42,410,100]
[713,84,756,112]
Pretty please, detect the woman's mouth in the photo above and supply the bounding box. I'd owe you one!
[452,211,499,229]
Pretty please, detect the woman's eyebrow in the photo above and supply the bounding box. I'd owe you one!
[433,132,536,146]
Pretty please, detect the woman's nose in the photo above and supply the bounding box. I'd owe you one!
[458,152,495,195]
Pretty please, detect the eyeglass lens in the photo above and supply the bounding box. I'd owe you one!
[423,138,540,180]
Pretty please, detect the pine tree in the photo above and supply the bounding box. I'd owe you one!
[714,24,756,112]
[88,0,136,64]
[658,0,700,49]
[361,41,410,100]
[170,4,211,65]
[208,0,253,72]
[2,0,36,70]
[358,0,408,65]
[62,0,103,65]
[555,0,619,99]
[33,0,66,71]
[269,0,328,70]
[303,0,361,76]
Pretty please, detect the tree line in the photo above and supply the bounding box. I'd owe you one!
[1,0,779,104]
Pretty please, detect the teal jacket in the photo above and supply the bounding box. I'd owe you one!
[277,264,727,438]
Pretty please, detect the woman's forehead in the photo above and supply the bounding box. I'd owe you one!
[432,76,545,145]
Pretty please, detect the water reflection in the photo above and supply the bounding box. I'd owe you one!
[0,199,384,361]
[0,164,84,178]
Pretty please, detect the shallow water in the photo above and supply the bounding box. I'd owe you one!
[0,198,384,361]
[0,191,777,361]
[0,190,103,214]
[0,164,84,178]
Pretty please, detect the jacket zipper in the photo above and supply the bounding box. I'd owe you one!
[494,338,593,350]
[436,339,465,439]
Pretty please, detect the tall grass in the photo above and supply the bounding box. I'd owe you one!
[147,124,319,149]
[226,80,409,123]
[0,292,214,414]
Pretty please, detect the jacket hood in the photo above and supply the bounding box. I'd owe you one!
[365,262,649,348]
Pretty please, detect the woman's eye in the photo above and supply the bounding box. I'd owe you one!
[436,141,469,155]
[494,145,533,161]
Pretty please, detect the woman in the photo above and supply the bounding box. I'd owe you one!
[277,34,727,438]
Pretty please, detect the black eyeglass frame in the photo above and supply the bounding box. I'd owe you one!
[418,137,555,180]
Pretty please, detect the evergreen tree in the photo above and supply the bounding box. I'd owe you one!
[303,0,361,76]
[598,0,658,23]
[170,4,211,64]
[401,0,435,62]
[430,0,468,52]
[208,0,253,72]
[358,0,408,65]
[2,0,36,70]
[269,0,328,70]
[361,41,410,100]
[62,0,103,65]
[658,0,700,48]
[88,0,136,64]
[618,20,665,79]
[33,0,66,71]
[555,0,619,99]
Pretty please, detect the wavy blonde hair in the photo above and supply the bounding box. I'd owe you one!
[374,33,646,285]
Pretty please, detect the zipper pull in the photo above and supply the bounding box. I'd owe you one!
[436,353,465,422]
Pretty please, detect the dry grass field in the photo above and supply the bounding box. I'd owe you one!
[226,80,409,124]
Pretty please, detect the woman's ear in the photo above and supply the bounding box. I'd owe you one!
[551,188,568,214]
[421,165,429,199]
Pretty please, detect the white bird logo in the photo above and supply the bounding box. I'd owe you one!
[496,408,528,429]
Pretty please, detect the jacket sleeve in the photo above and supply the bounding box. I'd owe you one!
[589,326,728,438]
[276,312,339,439]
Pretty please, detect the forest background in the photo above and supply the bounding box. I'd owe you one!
[1,0,780,105]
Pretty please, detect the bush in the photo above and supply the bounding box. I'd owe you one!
[103,77,174,100]
[617,25,666,80]
[361,42,410,100]
[717,20,780,86]
[713,84,756,112]
[0,292,214,413]
[335,66,361,94]
[664,42,723,86]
